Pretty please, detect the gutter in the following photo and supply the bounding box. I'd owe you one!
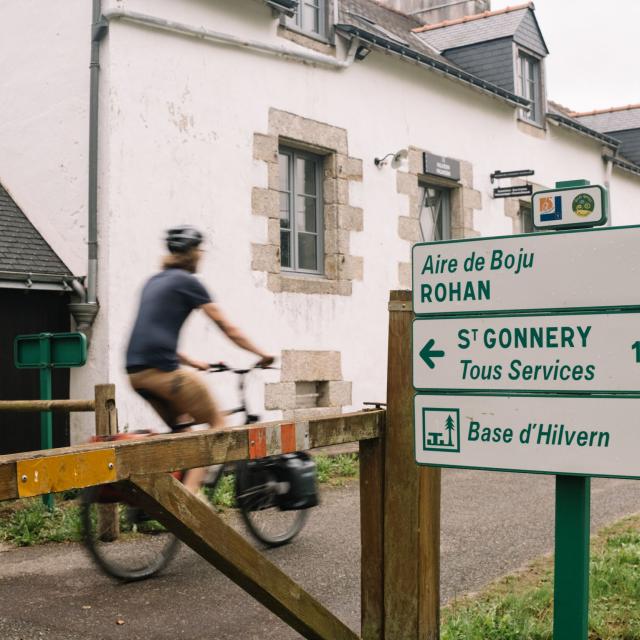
[0,272,82,293]
[335,24,530,109]
[546,112,621,150]
[612,156,640,178]
[101,9,360,69]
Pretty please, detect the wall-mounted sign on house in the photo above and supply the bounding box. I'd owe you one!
[423,152,460,181]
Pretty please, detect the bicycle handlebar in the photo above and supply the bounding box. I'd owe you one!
[207,362,280,375]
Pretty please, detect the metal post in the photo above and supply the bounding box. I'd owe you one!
[553,475,590,639]
[39,336,54,509]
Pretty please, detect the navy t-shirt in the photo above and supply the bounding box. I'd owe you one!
[126,268,212,371]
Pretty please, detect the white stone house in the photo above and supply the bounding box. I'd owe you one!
[1,0,639,447]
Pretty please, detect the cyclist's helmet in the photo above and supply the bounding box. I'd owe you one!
[165,225,204,254]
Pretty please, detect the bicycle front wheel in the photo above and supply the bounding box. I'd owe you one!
[80,486,180,582]
[235,461,309,547]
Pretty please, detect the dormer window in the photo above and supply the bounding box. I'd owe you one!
[517,50,543,126]
[286,0,327,39]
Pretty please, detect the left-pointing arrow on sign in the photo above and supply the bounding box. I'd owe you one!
[419,338,445,369]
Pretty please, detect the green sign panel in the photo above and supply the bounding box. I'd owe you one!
[14,332,87,369]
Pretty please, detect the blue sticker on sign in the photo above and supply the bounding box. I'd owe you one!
[539,195,563,222]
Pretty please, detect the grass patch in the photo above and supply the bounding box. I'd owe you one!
[442,514,640,640]
[204,471,236,508]
[314,453,359,485]
[0,497,82,546]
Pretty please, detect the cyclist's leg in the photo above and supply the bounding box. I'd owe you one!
[168,369,224,492]
[128,369,202,491]
[131,369,225,491]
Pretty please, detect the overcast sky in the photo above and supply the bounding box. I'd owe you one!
[490,0,639,112]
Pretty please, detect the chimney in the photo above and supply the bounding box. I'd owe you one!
[376,0,491,24]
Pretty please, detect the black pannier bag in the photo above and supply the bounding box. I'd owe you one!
[236,452,319,512]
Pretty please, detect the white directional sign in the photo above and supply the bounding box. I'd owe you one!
[532,185,606,230]
[413,312,640,393]
[412,225,640,316]
[414,394,640,479]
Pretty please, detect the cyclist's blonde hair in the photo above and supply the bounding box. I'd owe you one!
[162,246,200,273]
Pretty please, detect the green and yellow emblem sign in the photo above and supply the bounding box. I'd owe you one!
[572,193,596,217]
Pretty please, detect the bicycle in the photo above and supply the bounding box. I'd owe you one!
[80,363,315,582]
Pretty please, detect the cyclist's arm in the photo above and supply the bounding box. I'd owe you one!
[177,352,210,370]
[201,302,273,365]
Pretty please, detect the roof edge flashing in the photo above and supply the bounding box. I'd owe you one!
[546,112,621,149]
[335,24,529,109]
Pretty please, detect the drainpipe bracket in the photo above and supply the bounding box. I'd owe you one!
[68,301,100,332]
[92,18,109,42]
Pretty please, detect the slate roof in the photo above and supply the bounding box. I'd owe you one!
[571,105,640,133]
[339,0,449,62]
[412,3,547,55]
[0,183,72,280]
[545,102,621,148]
[335,0,528,107]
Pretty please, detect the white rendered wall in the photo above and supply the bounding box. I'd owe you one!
[0,0,113,442]
[100,0,640,432]
[3,0,640,437]
[0,0,90,276]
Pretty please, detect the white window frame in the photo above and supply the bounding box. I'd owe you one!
[419,184,452,242]
[519,202,534,233]
[285,0,328,40]
[516,49,544,126]
[279,147,325,275]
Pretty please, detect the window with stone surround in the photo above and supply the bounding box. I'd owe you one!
[279,147,324,274]
[396,148,481,289]
[252,109,363,296]
[419,184,452,241]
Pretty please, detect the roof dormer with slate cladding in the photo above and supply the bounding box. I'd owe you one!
[413,3,548,127]
[572,105,640,167]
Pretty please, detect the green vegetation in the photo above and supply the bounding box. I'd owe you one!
[0,498,82,546]
[442,515,640,640]
[204,471,235,508]
[0,453,359,546]
[314,453,359,485]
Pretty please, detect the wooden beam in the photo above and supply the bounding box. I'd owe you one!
[94,385,117,438]
[94,384,119,540]
[122,473,360,640]
[383,290,440,639]
[0,410,384,501]
[0,399,95,412]
[360,436,385,640]
[310,412,384,447]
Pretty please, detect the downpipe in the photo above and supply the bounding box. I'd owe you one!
[69,0,107,333]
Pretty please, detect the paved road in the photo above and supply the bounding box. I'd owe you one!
[1,471,639,639]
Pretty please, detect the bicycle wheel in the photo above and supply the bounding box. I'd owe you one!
[235,461,309,547]
[80,486,180,581]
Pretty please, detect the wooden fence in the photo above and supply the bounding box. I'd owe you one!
[0,290,440,640]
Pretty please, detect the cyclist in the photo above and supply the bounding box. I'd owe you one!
[125,225,274,493]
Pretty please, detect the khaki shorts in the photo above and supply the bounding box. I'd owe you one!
[128,368,221,430]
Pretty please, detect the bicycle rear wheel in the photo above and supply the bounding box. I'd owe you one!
[235,461,309,547]
[80,486,180,581]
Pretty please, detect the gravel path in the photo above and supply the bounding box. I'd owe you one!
[0,471,639,639]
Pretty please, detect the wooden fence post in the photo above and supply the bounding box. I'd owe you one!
[360,435,385,640]
[384,290,441,640]
[94,384,119,541]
